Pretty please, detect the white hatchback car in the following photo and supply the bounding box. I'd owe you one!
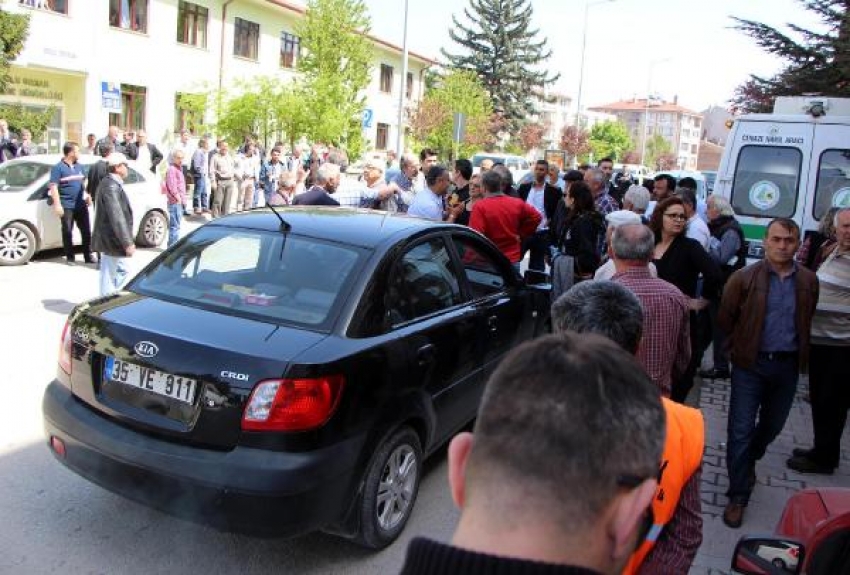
[0,155,168,265]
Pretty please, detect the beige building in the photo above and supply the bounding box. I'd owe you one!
[590,98,703,170]
[2,0,435,153]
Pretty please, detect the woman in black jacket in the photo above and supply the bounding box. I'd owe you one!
[553,181,605,277]
[649,196,722,403]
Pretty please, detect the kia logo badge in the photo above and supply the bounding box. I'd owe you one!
[134,341,159,358]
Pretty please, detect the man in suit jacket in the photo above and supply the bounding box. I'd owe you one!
[125,129,163,173]
[517,159,562,271]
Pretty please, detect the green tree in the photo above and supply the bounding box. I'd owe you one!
[644,134,673,170]
[442,0,559,133]
[0,9,53,140]
[408,70,494,160]
[588,120,633,161]
[731,0,850,113]
[0,8,29,93]
[295,0,373,160]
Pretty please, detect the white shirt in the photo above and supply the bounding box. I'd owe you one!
[526,184,547,230]
[136,144,151,168]
[687,214,711,251]
[407,187,444,221]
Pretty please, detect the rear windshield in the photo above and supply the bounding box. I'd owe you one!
[730,146,801,218]
[130,226,364,329]
[0,161,50,192]
[814,149,850,220]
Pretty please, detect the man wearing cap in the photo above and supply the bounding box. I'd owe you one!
[92,153,135,296]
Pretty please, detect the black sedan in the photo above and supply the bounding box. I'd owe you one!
[42,208,551,548]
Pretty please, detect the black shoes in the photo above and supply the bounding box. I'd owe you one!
[723,502,745,528]
[787,454,835,475]
[699,367,731,380]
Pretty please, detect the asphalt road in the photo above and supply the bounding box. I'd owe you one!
[0,218,459,574]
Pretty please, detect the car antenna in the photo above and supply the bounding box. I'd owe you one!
[265,203,292,233]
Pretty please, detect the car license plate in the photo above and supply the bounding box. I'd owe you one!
[104,356,197,404]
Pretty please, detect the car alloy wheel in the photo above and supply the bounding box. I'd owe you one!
[355,426,422,549]
[772,558,787,569]
[137,211,167,247]
[0,223,37,265]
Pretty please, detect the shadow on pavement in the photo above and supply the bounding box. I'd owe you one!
[0,438,454,574]
[41,299,78,315]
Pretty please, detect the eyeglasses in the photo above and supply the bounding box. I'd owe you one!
[664,213,687,221]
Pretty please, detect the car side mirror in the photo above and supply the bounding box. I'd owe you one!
[732,536,805,574]
[524,269,549,286]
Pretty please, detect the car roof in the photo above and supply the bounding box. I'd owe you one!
[657,170,705,180]
[4,154,148,171]
[209,207,450,249]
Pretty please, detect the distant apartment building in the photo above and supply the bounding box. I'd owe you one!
[701,105,734,146]
[2,0,434,153]
[590,97,703,170]
[533,90,572,148]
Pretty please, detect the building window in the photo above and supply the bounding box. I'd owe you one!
[110,0,148,33]
[376,123,389,150]
[380,64,393,94]
[234,17,260,60]
[280,32,300,69]
[18,0,67,14]
[691,144,698,154]
[108,84,147,132]
[177,1,208,48]
[406,72,413,99]
[174,93,204,134]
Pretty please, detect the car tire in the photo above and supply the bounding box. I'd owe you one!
[354,426,422,549]
[136,210,167,248]
[0,222,38,266]
[772,558,786,569]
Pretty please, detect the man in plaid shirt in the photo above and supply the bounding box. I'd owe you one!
[586,167,620,216]
[611,223,691,397]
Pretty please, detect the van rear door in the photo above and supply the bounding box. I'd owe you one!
[718,119,813,258]
[806,123,850,237]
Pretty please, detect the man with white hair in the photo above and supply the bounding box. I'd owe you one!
[623,185,651,222]
[293,162,341,206]
[333,158,399,208]
[387,152,419,212]
[594,211,658,280]
[585,168,619,215]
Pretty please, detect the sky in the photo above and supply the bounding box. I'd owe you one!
[357,0,824,114]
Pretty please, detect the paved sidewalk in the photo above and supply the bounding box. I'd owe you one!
[689,375,850,574]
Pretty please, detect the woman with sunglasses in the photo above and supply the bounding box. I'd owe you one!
[649,196,722,403]
[553,181,605,278]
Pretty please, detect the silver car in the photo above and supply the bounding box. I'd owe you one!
[0,155,168,265]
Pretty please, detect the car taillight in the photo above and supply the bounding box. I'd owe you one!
[59,319,73,375]
[789,546,799,558]
[242,375,345,432]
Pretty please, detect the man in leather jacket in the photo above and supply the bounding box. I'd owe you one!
[92,153,135,295]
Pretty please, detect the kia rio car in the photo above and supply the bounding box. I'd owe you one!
[0,154,168,265]
[42,208,551,548]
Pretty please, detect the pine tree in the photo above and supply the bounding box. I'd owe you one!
[442,0,559,133]
[732,0,850,113]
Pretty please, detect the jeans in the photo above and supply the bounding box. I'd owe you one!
[168,204,182,247]
[808,344,850,468]
[193,175,208,210]
[99,254,129,296]
[726,353,799,503]
[672,310,709,403]
[522,229,550,272]
[60,206,92,261]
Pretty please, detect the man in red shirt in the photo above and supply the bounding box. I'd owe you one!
[470,170,541,271]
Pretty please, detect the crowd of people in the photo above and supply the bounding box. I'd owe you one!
[32,122,850,572]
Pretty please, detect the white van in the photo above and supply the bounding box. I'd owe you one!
[714,96,850,259]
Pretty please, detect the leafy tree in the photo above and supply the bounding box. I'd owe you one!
[0,102,54,138]
[176,91,212,136]
[442,0,559,133]
[644,134,673,171]
[215,77,286,150]
[656,152,678,171]
[0,8,29,93]
[408,70,494,159]
[295,0,373,159]
[731,0,850,113]
[519,122,546,153]
[621,150,641,165]
[560,125,591,164]
[588,120,633,162]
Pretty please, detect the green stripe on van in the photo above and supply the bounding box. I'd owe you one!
[741,223,767,241]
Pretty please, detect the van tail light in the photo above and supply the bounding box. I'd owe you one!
[59,319,73,375]
[242,375,345,432]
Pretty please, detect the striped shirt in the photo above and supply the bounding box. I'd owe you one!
[811,247,850,346]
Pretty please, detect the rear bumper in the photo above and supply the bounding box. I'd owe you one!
[42,380,363,537]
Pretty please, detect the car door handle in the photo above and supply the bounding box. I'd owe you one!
[417,344,436,366]
[488,316,498,332]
